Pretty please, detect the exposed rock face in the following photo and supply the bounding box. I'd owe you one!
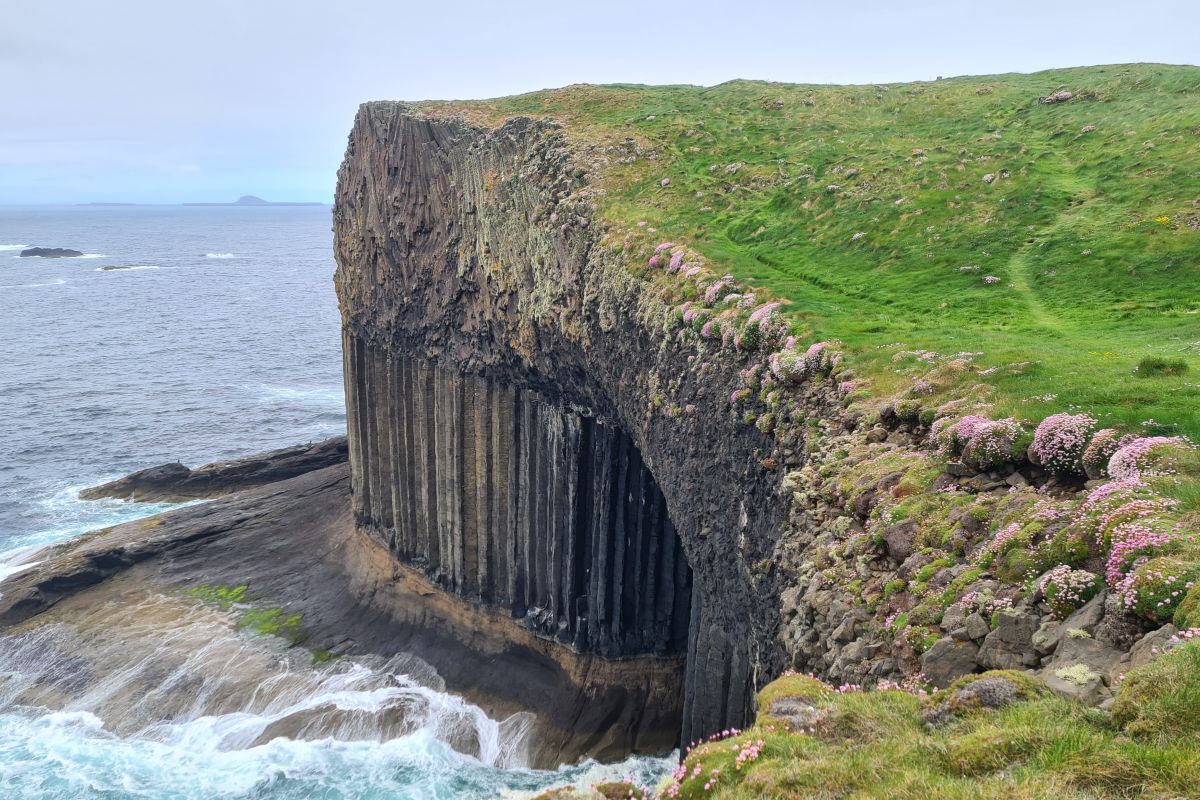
[79,436,347,502]
[1,464,683,767]
[343,350,691,658]
[20,247,83,258]
[332,104,833,743]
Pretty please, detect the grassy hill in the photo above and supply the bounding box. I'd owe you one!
[432,63,1200,439]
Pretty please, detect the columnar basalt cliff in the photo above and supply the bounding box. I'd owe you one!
[332,104,843,744]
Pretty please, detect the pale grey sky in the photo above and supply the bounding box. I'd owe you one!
[2,0,1197,203]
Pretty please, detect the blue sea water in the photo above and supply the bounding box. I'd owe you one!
[0,206,670,798]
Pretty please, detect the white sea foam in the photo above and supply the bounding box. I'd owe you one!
[0,545,43,590]
[0,243,29,250]
[6,484,195,556]
[205,252,236,259]
[0,278,68,289]
[0,615,673,800]
[9,253,106,259]
[259,384,346,408]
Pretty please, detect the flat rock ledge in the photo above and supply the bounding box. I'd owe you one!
[79,436,348,503]
[4,450,681,768]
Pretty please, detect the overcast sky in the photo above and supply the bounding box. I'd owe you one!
[2,0,1196,204]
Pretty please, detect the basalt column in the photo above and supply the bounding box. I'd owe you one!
[345,344,693,660]
[335,104,797,751]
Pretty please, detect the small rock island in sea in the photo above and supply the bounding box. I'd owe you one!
[20,247,84,258]
[183,195,323,207]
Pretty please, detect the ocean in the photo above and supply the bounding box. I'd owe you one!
[0,206,670,798]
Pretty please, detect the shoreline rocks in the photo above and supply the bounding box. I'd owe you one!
[4,458,680,768]
[79,436,347,502]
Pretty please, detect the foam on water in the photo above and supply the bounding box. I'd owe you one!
[0,243,29,250]
[0,709,672,800]
[0,616,673,800]
[205,252,236,258]
[0,278,68,288]
[9,253,106,259]
[5,484,194,554]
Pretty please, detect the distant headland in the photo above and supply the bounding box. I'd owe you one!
[183,195,324,207]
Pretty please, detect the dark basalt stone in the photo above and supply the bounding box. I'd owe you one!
[79,436,347,502]
[331,104,845,747]
[20,247,84,258]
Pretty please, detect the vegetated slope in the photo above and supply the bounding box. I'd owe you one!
[431,63,1199,439]
[537,642,1200,799]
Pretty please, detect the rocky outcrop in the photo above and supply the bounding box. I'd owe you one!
[20,247,83,258]
[332,104,847,744]
[79,436,347,502]
[2,463,683,767]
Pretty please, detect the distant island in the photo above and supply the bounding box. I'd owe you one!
[183,195,324,207]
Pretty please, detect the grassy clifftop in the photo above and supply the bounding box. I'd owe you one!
[421,63,1199,438]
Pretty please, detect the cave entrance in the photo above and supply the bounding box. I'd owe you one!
[346,345,693,663]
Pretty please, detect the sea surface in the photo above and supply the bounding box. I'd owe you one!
[0,206,670,798]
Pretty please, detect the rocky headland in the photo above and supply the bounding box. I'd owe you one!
[4,66,1199,798]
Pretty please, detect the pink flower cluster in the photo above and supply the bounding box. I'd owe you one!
[986,522,1023,556]
[1081,428,1122,478]
[1031,412,1097,475]
[733,738,766,769]
[805,341,833,374]
[960,417,1020,469]
[747,301,781,325]
[1108,436,1186,480]
[1039,565,1102,618]
[1169,628,1200,644]
[768,348,806,385]
[1106,523,1175,590]
[933,415,1020,469]
[703,275,736,305]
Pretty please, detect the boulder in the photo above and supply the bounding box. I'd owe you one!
[1032,620,1062,656]
[1128,625,1177,670]
[922,675,1025,726]
[1047,634,1128,686]
[940,602,968,633]
[882,520,918,562]
[1040,666,1110,705]
[920,637,979,688]
[767,697,829,733]
[19,247,84,258]
[977,610,1039,670]
[1039,90,1074,104]
[1093,593,1146,651]
[1063,592,1106,633]
[962,612,990,641]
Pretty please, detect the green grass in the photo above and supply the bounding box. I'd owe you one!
[184,583,316,653]
[433,64,1200,438]
[543,645,1200,799]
